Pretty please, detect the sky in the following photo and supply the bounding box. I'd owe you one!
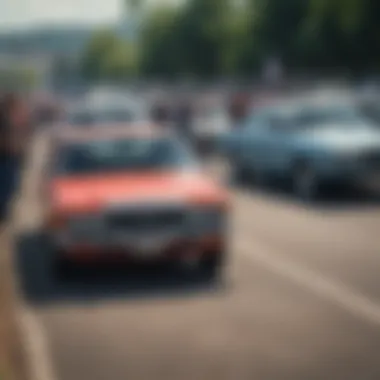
[0,0,183,31]
[0,0,122,31]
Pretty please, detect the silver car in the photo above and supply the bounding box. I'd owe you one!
[223,97,380,200]
[65,91,149,127]
[191,100,231,156]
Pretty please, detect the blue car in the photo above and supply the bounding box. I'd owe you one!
[221,96,380,200]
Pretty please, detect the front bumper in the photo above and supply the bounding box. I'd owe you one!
[51,235,224,265]
[318,166,380,191]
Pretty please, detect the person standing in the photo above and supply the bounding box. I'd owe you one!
[0,93,30,222]
[176,98,194,143]
[151,99,171,126]
[228,92,251,127]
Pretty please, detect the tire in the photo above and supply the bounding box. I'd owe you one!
[199,252,225,282]
[292,161,321,202]
[15,230,55,301]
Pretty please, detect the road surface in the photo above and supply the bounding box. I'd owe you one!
[12,130,380,380]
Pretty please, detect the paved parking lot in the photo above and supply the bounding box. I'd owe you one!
[13,130,380,380]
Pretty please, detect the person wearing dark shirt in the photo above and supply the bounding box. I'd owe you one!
[0,93,29,222]
[151,96,172,125]
[176,99,194,143]
[228,92,251,127]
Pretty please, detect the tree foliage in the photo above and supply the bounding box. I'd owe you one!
[0,68,37,90]
[79,0,380,81]
[80,29,137,82]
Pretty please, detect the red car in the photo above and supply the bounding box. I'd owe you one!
[41,126,230,280]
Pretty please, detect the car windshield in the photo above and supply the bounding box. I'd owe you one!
[269,104,365,131]
[56,137,197,175]
[67,107,144,126]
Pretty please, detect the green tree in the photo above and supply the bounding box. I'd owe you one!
[136,0,380,78]
[80,29,137,82]
[176,0,234,77]
[140,0,240,78]
[307,0,380,72]
[0,68,37,90]
[308,0,366,32]
[250,0,309,68]
[140,5,183,77]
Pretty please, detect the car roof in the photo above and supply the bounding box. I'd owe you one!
[256,93,356,114]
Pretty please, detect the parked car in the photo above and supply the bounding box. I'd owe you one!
[356,92,380,128]
[191,97,231,157]
[62,91,149,128]
[223,96,380,201]
[41,126,229,279]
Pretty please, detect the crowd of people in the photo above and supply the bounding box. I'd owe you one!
[151,91,252,130]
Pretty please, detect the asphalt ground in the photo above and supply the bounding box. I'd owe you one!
[12,129,380,380]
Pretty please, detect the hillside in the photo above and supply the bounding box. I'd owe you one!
[0,24,133,56]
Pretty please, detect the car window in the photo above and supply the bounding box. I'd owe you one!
[67,99,147,126]
[101,109,136,123]
[243,110,271,130]
[68,111,96,126]
[68,108,143,125]
[56,138,197,175]
[296,106,363,126]
[266,115,292,131]
[200,106,225,119]
[253,104,365,133]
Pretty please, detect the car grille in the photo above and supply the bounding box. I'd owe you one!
[106,209,186,231]
[68,216,103,237]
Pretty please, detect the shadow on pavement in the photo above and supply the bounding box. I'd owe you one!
[233,176,380,211]
[14,232,228,307]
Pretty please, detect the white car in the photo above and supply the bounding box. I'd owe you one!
[64,91,149,127]
[191,100,231,156]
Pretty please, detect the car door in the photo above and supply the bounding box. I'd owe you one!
[263,114,296,175]
[237,110,274,175]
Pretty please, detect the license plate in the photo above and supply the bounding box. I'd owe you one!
[134,238,163,255]
[119,235,170,257]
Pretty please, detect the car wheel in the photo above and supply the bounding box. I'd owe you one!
[199,252,225,282]
[15,230,55,300]
[292,162,321,202]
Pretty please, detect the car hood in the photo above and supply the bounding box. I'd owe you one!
[51,170,226,214]
[296,123,380,152]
